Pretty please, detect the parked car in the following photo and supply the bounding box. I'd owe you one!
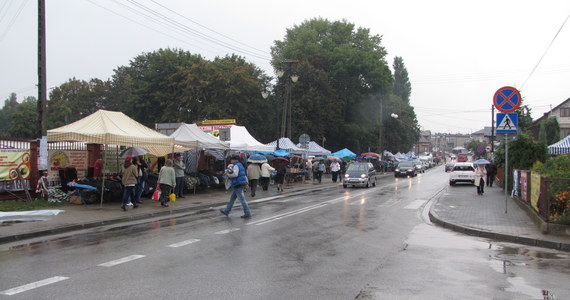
[394,161,417,177]
[449,162,475,186]
[445,162,455,172]
[343,162,376,188]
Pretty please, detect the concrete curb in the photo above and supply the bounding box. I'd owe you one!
[428,199,570,252]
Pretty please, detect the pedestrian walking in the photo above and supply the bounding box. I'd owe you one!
[158,159,176,207]
[317,161,325,183]
[173,153,186,198]
[305,159,313,181]
[132,156,147,204]
[475,164,487,195]
[330,160,341,182]
[121,155,139,211]
[260,161,275,191]
[275,161,287,192]
[247,162,261,197]
[486,163,497,187]
[220,155,252,219]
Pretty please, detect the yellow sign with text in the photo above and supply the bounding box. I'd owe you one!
[0,149,31,180]
[200,119,236,125]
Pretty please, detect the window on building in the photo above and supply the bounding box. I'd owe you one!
[560,107,570,117]
[562,128,570,138]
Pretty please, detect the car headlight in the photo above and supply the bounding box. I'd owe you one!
[361,174,367,178]
[395,168,400,172]
[344,174,349,178]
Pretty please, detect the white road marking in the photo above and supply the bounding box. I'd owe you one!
[404,200,427,209]
[250,203,329,225]
[214,228,240,234]
[98,255,145,267]
[167,239,200,248]
[1,276,69,296]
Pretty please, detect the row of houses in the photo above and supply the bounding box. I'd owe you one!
[418,97,570,154]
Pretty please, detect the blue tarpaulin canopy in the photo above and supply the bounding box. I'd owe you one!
[330,148,356,161]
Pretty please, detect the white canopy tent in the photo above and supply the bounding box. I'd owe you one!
[47,110,175,207]
[548,134,570,155]
[228,125,275,152]
[295,141,331,156]
[170,123,230,150]
[266,137,304,154]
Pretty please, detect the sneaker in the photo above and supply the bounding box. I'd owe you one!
[220,209,229,216]
[240,215,252,219]
[126,202,133,206]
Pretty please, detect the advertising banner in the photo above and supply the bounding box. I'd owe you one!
[0,149,31,180]
[47,150,88,180]
[520,171,529,203]
[530,173,541,211]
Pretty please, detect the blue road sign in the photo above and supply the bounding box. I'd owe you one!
[493,86,521,113]
[496,113,518,133]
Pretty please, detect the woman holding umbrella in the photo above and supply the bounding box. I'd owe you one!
[474,163,487,195]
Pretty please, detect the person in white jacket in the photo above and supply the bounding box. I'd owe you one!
[260,162,275,191]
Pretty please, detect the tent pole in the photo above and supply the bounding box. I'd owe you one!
[100,138,108,208]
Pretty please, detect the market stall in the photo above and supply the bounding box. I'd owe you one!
[47,109,175,207]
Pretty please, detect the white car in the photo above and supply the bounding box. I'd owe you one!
[449,162,475,186]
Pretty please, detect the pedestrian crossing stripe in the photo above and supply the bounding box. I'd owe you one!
[496,113,518,133]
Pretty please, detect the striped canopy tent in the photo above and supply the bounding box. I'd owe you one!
[48,110,174,147]
[296,141,331,156]
[47,110,175,207]
[548,134,570,155]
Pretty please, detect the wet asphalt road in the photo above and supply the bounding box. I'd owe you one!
[1,167,569,299]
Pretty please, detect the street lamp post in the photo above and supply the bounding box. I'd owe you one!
[277,60,298,139]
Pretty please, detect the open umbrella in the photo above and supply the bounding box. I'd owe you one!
[248,154,267,164]
[273,157,289,163]
[474,159,490,164]
[120,146,149,157]
[361,152,380,158]
[327,156,341,161]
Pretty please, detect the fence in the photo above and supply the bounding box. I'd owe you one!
[511,168,570,224]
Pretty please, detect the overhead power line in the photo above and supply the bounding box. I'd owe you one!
[520,12,570,90]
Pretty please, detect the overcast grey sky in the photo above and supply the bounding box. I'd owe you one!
[1,0,569,134]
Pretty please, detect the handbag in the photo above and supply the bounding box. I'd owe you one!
[169,193,176,203]
[152,187,161,201]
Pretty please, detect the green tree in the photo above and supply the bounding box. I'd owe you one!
[47,78,112,129]
[466,139,486,159]
[538,117,560,145]
[0,93,19,134]
[392,56,411,103]
[516,104,533,132]
[270,18,403,153]
[8,97,38,139]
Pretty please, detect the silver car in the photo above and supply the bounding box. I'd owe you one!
[343,162,377,188]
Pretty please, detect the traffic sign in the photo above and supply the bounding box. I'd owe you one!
[476,145,485,154]
[299,133,310,145]
[496,113,518,133]
[493,86,521,113]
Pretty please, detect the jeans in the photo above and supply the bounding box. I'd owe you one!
[159,184,172,205]
[134,177,145,203]
[248,179,258,196]
[260,177,270,191]
[121,186,136,205]
[223,185,251,216]
[476,178,485,195]
[175,176,185,197]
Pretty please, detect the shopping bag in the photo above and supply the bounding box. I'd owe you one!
[152,188,161,201]
[169,193,176,203]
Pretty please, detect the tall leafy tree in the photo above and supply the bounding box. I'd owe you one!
[0,93,19,135]
[9,96,38,139]
[392,56,411,103]
[538,117,560,145]
[270,18,394,152]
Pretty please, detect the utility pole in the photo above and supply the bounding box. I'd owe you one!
[277,60,298,139]
[37,0,48,170]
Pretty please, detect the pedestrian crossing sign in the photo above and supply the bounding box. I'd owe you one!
[496,113,518,133]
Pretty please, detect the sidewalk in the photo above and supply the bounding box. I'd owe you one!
[429,184,570,252]
[0,179,338,245]
[2,176,570,252]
